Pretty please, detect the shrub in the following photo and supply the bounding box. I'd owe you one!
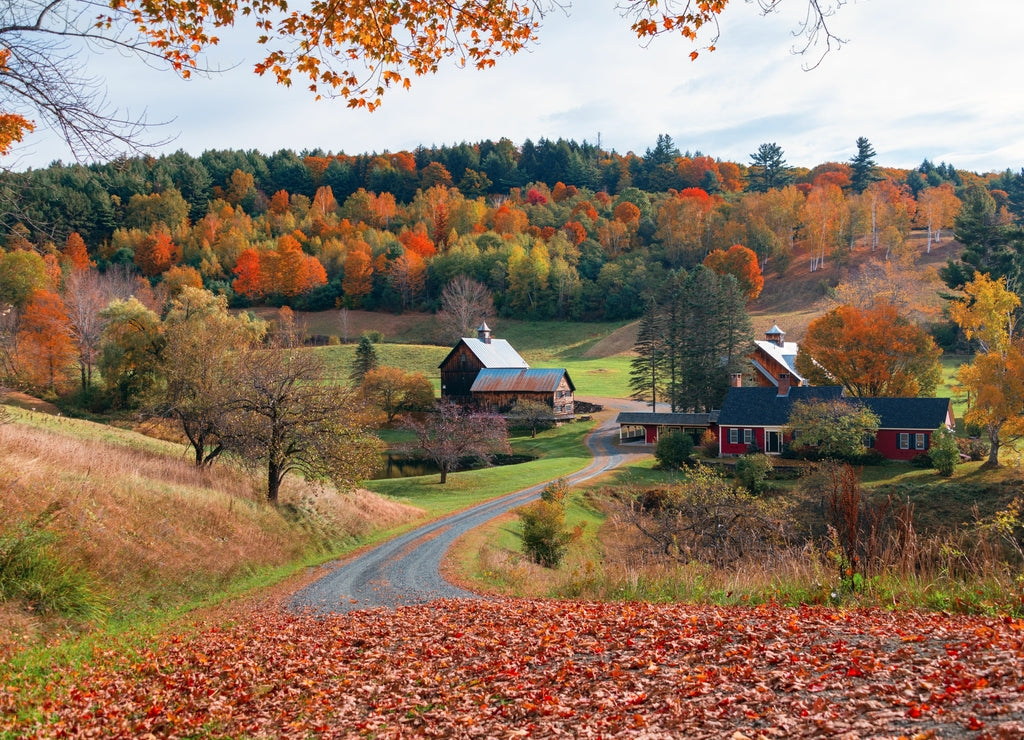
[540,478,570,505]
[519,500,573,568]
[699,429,718,458]
[619,464,791,566]
[910,452,934,468]
[849,449,887,466]
[655,431,693,470]
[929,427,960,476]
[957,437,987,462]
[735,453,774,493]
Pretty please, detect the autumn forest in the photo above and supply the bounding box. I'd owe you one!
[1,137,992,325]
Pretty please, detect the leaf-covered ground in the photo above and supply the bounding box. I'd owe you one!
[3,599,1023,738]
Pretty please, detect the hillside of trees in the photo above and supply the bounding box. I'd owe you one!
[4,135,1022,325]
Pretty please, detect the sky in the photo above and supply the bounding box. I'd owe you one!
[11,0,1024,174]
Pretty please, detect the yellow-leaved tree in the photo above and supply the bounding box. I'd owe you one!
[951,273,1024,466]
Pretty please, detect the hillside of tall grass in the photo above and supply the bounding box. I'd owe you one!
[459,456,1024,616]
[0,406,423,657]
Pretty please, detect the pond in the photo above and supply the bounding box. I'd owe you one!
[370,453,535,480]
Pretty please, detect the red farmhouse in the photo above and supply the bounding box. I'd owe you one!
[716,384,955,460]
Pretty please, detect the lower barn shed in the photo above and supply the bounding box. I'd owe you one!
[615,411,718,444]
[470,368,575,419]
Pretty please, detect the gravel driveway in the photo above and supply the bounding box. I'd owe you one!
[290,398,650,614]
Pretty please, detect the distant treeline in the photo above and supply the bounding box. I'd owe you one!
[2,136,1022,320]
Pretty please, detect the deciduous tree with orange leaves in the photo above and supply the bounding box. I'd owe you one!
[61,232,92,272]
[133,230,180,277]
[399,227,437,259]
[17,289,76,392]
[341,242,375,307]
[232,249,265,299]
[796,302,942,398]
[703,244,764,300]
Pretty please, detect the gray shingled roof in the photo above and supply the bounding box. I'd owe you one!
[615,411,718,426]
[861,397,954,430]
[471,368,573,393]
[718,386,954,430]
[717,386,845,426]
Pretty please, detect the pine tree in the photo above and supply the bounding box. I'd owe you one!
[631,267,751,414]
[748,142,793,193]
[629,303,668,410]
[849,137,881,194]
[350,334,379,385]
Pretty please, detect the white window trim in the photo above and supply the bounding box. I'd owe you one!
[729,428,738,445]
[899,433,910,450]
[916,433,927,450]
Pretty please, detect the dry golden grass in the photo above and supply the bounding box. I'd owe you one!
[0,407,423,634]
[749,232,962,342]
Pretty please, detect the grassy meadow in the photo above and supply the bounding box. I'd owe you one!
[456,453,1024,616]
[0,406,425,658]
[0,395,600,660]
[366,420,596,519]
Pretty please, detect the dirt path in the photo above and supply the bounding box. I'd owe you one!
[289,398,649,614]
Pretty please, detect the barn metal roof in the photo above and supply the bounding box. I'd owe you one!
[440,337,529,370]
[471,368,574,393]
[753,338,805,384]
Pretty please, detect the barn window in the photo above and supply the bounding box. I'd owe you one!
[743,429,753,445]
[728,428,738,444]
[916,433,927,450]
[899,433,910,449]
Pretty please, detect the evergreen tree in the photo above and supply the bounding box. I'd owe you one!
[629,302,668,410]
[640,134,681,191]
[748,142,793,193]
[849,137,881,194]
[941,182,1023,291]
[631,267,751,413]
[350,334,379,385]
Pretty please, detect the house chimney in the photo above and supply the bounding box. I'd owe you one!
[777,372,791,397]
[730,373,743,388]
[477,322,492,344]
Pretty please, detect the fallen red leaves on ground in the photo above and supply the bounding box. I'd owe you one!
[3,600,1023,738]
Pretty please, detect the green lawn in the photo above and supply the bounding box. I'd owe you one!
[555,356,632,399]
[314,343,450,390]
[941,354,970,419]
[495,319,631,360]
[365,420,595,519]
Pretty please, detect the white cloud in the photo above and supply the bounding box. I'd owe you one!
[12,0,1024,173]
